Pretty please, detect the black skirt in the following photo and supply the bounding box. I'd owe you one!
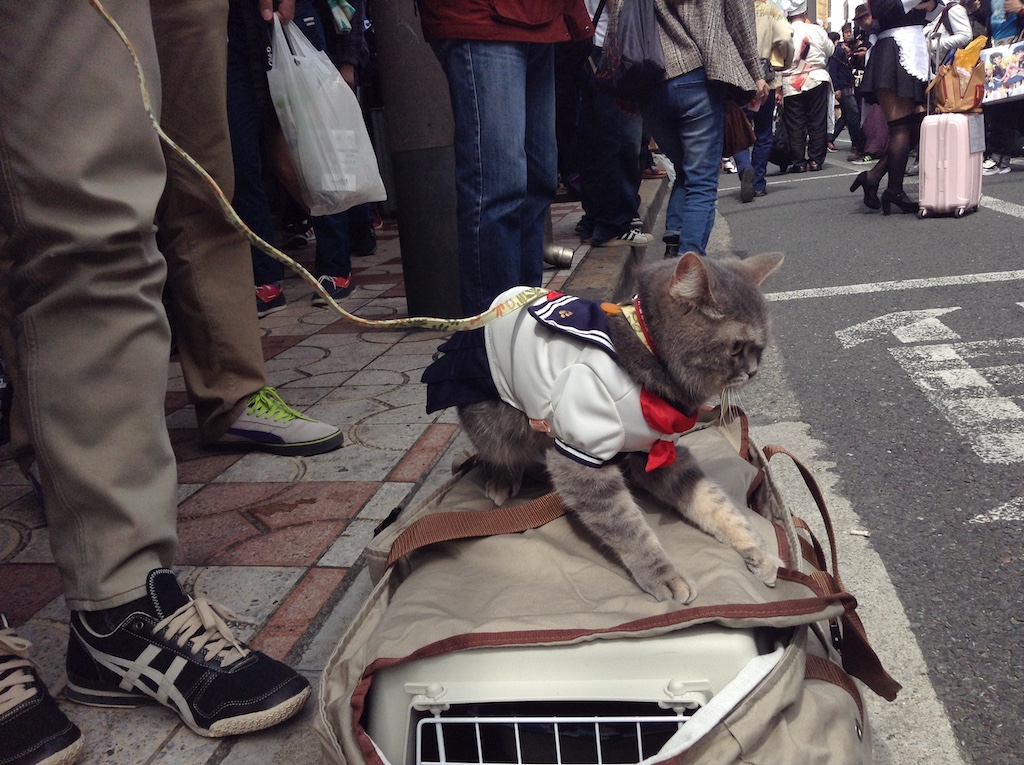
[858,36,928,105]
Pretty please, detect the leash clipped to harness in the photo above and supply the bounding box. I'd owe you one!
[88,0,547,333]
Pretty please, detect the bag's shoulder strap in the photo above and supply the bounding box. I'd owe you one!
[385,491,567,569]
[760,444,902,702]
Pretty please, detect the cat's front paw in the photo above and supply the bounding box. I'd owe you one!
[639,570,698,604]
[745,551,783,587]
[484,477,521,506]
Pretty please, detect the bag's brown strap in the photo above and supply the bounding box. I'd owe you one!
[762,444,902,702]
[761,445,843,588]
[805,654,865,721]
[385,492,567,569]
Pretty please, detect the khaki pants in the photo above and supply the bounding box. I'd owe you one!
[152,0,267,443]
[0,0,265,609]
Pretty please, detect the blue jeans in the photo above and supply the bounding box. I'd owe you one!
[643,69,724,255]
[734,91,777,193]
[579,49,643,245]
[433,39,555,315]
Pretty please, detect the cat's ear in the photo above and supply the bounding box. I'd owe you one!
[735,252,784,287]
[668,252,711,303]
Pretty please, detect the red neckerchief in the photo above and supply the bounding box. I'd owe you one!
[640,388,698,472]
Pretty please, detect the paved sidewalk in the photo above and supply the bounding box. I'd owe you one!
[0,182,665,765]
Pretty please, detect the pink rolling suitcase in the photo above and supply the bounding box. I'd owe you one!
[917,113,984,219]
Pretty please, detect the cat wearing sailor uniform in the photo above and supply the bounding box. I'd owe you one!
[422,252,784,603]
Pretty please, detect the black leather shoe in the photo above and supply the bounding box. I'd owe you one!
[849,171,881,210]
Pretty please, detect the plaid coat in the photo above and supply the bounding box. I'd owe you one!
[654,0,764,96]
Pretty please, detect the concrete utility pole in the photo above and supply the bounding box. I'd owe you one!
[371,0,462,318]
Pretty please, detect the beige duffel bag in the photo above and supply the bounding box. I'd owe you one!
[314,409,900,765]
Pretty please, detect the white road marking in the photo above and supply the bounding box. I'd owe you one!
[889,339,1024,464]
[750,423,968,765]
[765,270,1024,302]
[969,496,1024,523]
[836,308,962,348]
[981,196,1024,218]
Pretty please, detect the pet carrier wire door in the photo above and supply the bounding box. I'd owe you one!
[365,626,766,765]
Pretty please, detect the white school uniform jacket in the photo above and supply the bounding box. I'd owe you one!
[481,287,696,469]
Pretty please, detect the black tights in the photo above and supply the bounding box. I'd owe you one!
[867,113,923,195]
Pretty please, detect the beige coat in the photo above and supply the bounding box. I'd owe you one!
[754,0,794,88]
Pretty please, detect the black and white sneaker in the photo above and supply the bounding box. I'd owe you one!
[593,228,654,248]
[1,616,84,765]
[65,570,310,738]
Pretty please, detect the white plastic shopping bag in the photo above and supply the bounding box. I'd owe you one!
[267,16,386,216]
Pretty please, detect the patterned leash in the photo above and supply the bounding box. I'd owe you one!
[90,0,547,332]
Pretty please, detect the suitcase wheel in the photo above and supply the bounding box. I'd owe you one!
[954,207,967,219]
[917,208,928,219]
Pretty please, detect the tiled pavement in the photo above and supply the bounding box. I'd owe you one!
[0,187,664,765]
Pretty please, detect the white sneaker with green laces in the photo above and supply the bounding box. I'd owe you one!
[207,387,344,456]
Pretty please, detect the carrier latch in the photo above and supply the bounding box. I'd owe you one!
[660,679,711,711]
[405,682,451,714]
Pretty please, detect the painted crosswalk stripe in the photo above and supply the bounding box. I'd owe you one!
[889,339,1024,464]
[765,270,1024,302]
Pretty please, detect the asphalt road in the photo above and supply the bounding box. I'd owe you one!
[708,148,1024,765]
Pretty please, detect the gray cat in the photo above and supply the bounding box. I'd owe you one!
[423,251,785,603]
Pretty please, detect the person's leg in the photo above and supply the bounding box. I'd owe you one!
[783,92,809,168]
[0,0,177,609]
[749,93,776,192]
[520,41,557,284]
[841,91,865,154]
[805,84,830,167]
[578,52,644,244]
[348,202,378,257]
[225,1,282,288]
[874,90,921,195]
[152,0,268,442]
[643,69,723,255]
[434,39,541,314]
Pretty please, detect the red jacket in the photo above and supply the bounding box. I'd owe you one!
[417,0,593,44]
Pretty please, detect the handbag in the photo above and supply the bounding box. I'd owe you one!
[267,17,387,216]
[722,100,756,157]
[593,0,665,106]
[928,59,985,112]
[769,106,792,168]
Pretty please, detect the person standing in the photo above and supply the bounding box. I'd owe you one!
[574,0,655,247]
[733,0,794,201]
[779,1,834,173]
[0,3,313,764]
[645,0,768,257]
[827,29,866,159]
[416,0,594,315]
[850,0,935,214]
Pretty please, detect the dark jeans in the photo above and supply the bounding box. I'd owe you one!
[578,49,643,244]
[783,83,830,166]
[831,90,864,153]
[226,0,280,284]
[226,0,351,285]
[733,91,776,193]
[985,100,1024,156]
